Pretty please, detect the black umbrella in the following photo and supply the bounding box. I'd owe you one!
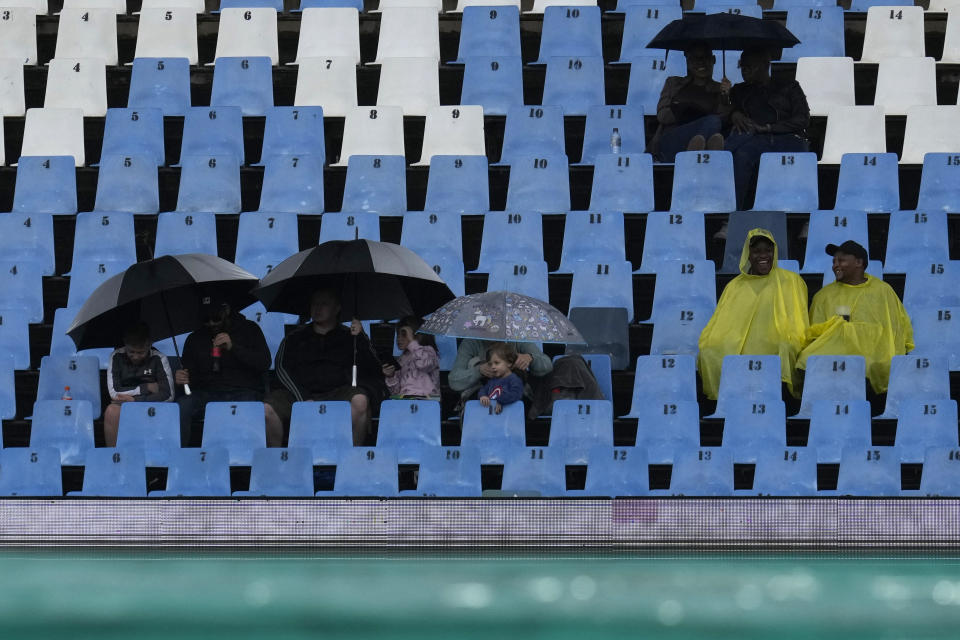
[66,254,259,392]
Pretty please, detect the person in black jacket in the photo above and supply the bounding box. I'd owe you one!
[174,294,272,446]
[103,322,174,447]
[264,288,386,446]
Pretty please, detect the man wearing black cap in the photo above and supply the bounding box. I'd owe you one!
[797,240,914,394]
[174,295,272,446]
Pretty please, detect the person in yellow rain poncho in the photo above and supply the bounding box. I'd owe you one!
[797,240,914,394]
[698,228,809,400]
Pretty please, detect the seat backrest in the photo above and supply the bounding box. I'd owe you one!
[0,446,62,496]
[581,445,648,496]
[259,106,326,164]
[498,104,565,165]
[901,106,960,164]
[334,106,405,166]
[720,399,787,462]
[415,105,486,165]
[135,7,199,64]
[834,153,899,212]
[650,259,716,318]
[475,211,543,272]
[259,154,326,214]
[486,260,549,300]
[288,400,354,463]
[781,6,844,61]
[541,55,605,116]
[161,447,232,496]
[455,5,521,62]
[885,209,949,273]
[155,211,218,258]
[423,155,489,214]
[180,106,245,163]
[0,308,30,370]
[807,400,872,462]
[71,211,137,274]
[65,260,126,309]
[78,447,147,497]
[796,355,867,417]
[895,398,959,461]
[295,7,360,64]
[670,150,736,213]
[36,356,101,417]
[569,260,634,317]
[460,55,523,116]
[917,152,960,212]
[128,57,191,117]
[318,212,381,242]
[626,53,685,113]
[836,445,901,496]
[13,155,78,214]
[0,7,38,68]
[919,446,960,496]
[589,153,654,213]
[374,7,440,62]
[376,399,442,463]
[668,448,734,496]
[638,211,705,273]
[245,447,315,496]
[580,105,645,166]
[293,56,359,118]
[752,151,819,212]
[22,107,85,165]
[0,260,44,323]
[549,399,614,461]
[461,400,526,464]
[210,55,274,117]
[54,9,118,65]
[880,354,951,418]
[401,210,464,263]
[626,354,697,417]
[749,446,818,496]
[0,355,14,420]
[101,107,165,167]
[201,401,267,465]
[633,399,700,463]
[500,446,567,496]
[117,402,182,466]
[341,154,407,214]
[794,56,855,117]
[618,4,682,62]
[29,398,95,464]
[95,154,161,214]
[566,307,631,370]
[215,7,279,64]
[558,210,626,274]
[821,106,886,164]
[874,57,936,116]
[861,5,925,62]
[331,447,399,496]
[375,56,440,116]
[714,355,782,418]
[943,7,960,63]
[903,260,960,313]
[414,446,483,497]
[176,153,242,213]
[0,211,55,276]
[909,306,960,371]
[535,5,602,62]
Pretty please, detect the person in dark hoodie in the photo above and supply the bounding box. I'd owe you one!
[174,294,272,446]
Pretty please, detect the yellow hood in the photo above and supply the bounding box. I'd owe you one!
[739,227,779,276]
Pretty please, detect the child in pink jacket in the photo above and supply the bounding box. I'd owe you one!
[382,316,440,398]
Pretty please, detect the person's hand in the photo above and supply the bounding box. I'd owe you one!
[382,364,396,377]
[719,77,731,94]
[731,111,756,134]
[213,332,232,350]
[350,319,364,336]
[479,395,491,407]
[144,382,159,394]
[478,363,496,379]
[175,369,190,385]
[494,403,503,415]
[514,353,533,372]
[115,394,135,403]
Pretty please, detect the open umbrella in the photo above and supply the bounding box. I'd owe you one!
[418,291,586,344]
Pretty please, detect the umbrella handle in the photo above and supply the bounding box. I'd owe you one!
[351,365,358,388]
[183,383,192,396]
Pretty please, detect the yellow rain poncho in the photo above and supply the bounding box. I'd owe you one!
[797,274,914,394]
[697,228,809,400]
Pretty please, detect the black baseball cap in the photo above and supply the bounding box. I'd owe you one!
[825,240,868,267]
[199,294,228,321]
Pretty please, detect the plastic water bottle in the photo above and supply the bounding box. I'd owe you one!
[610,127,622,154]
[61,386,72,401]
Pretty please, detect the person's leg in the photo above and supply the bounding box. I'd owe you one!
[726,132,766,210]
[175,391,205,447]
[263,389,293,448]
[657,115,724,162]
[264,403,284,447]
[103,402,121,447]
[350,392,371,446]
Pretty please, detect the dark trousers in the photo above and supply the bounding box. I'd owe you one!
[176,388,262,447]
[725,132,809,210]
[656,114,724,162]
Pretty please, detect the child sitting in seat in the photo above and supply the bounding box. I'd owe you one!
[478,342,525,415]
[382,316,440,399]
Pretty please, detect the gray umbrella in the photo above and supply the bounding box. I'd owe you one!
[418,291,586,344]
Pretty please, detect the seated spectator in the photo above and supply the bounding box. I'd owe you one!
[478,342,525,415]
[725,47,810,209]
[798,241,914,394]
[175,295,272,447]
[449,338,553,414]
[265,288,386,446]
[103,322,174,447]
[382,316,440,399]
[698,229,809,400]
[649,44,732,162]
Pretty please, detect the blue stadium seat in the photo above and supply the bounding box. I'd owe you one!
[556,211,626,274]
[236,212,303,279]
[376,399,442,463]
[580,353,613,402]
[461,400,526,464]
[833,153,899,212]
[29,399,95,465]
[909,307,960,371]
[116,402,182,466]
[919,447,960,497]
[0,447,62,497]
[569,260,634,317]
[878,354,950,419]
[454,5,521,62]
[647,259,716,323]
[318,212,380,242]
[240,302,296,369]
[201,401,267,465]
[176,154,242,213]
[710,355,782,419]
[772,0,837,8]
[535,5,602,63]
[752,152,818,212]
[588,153,655,213]
[796,355,867,418]
[234,448,315,497]
[487,260,549,300]
[665,448,734,497]
[460,56,524,116]
[917,153,960,213]
[902,261,960,314]
[497,105,565,166]
[807,400,872,463]
[100,107,165,167]
[848,0,911,9]
[259,154,325,214]
[578,105,646,166]
[500,446,567,496]
[780,6,844,61]
[626,54,685,114]
[633,399,700,463]
[13,156,77,214]
[329,447,399,496]
[895,399,959,462]
[566,306,631,370]
[624,354,697,417]
[549,399,614,463]
[0,212,55,276]
[637,211,706,273]
[541,56,605,116]
[72,448,147,497]
[707,3,761,18]
[612,0,684,11]
[576,445,648,496]
[288,400,353,464]
[412,446,483,497]
[340,155,406,215]
[151,447,232,497]
[670,150,736,212]
[66,260,126,310]
[36,356,101,417]
[401,211,463,264]
[648,294,715,355]
[424,155,489,214]
[505,155,570,212]
[298,0,363,8]
[747,446,818,496]
[258,106,326,165]
[415,251,466,299]
[720,399,787,462]
[69,211,137,275]
[179,106,245,164]
[128,57,191,117]
[0,308,29,370]
[617,4,682,62]
[155,211,218,257]
[210,56,274,116]
[0,261,43,323]
[884,210,949,274]
[94,154,160,214]
[801,210,869,273]
[835,446,900,497]
[0,356,13,420]
[474,211,543,273]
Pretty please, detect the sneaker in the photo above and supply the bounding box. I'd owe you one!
[706,133,724,151]
[687,135,706,151]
